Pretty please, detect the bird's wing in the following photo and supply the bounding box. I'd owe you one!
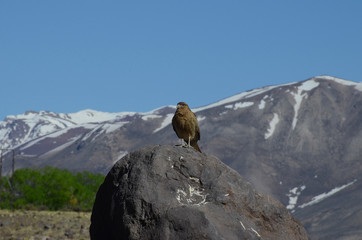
[172,115,177,132]
[196,124,200,140]
[189,111,200,140]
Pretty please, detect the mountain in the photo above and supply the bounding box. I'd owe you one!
[0,107,171,151]
[0,106,176,173]
[1,75,362,239]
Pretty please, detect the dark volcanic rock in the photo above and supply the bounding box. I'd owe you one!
[90,145,309,240]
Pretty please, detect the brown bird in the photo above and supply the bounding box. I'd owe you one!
[172,102,201,152]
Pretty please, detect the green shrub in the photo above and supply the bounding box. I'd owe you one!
[0,167,104,211]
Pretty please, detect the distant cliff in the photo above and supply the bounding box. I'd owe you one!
[90,145,309,240]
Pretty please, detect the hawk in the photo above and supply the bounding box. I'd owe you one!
[172,102,201,152]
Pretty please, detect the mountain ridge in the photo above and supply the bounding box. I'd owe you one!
[1,75,361,152]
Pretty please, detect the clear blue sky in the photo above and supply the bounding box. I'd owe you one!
[1,1,362,120]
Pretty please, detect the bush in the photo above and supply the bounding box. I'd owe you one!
[0,167,104,211]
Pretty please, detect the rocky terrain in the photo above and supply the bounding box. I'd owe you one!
[1,75,362,239]
[0,209,90,239]
[90,145,309,240]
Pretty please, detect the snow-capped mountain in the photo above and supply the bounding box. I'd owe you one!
[0,107,174,151]
[1,75,362,239]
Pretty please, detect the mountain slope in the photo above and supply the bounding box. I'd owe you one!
[1,75,362,239]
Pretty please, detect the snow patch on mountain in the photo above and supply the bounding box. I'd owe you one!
[193,83,295,113]
[41,135,82,158]
[0,128,11,145]
[315,75,356,86]
[112,151,128,166]
[81,124,104,142]
[286,185,306,212]
[153,114,174,133]
[315,75,362,91]
[117,151,128,161]
[103,122,128,134]
[197,116,206,122]
[298,179,357,209]
[291,80,320,129]
[258,95,269,110]
[225,102,254,110]
[265,113,279,139]
[142,114,162,121]
[60,109,136,124]
[19,124,95,152]
[18,120,127,157]
[258,100,266,110]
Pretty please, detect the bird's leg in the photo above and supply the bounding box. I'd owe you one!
[187,136,191,148]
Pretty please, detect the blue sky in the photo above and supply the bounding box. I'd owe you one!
[1,1,362,120]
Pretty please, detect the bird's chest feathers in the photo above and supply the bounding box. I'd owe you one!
[175,113,195,130]
[176,113,188,127]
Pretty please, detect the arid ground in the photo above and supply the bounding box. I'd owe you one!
[0,209,91,240]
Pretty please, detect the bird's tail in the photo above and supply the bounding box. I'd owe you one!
[191,141,201,153]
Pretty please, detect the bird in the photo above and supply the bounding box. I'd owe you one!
[172,102,201,152]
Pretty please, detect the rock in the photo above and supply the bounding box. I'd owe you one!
[90,145,309,240]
